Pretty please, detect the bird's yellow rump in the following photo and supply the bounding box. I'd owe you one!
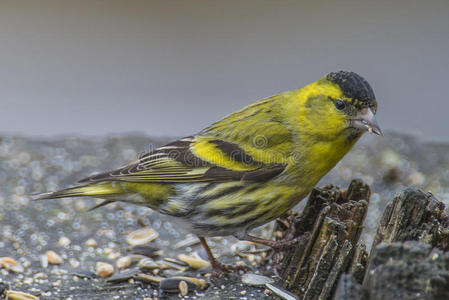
[35,70,381,272]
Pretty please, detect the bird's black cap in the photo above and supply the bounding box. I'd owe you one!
[326,71,375,104]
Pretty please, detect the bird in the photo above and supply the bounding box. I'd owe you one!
[35,70,381,274]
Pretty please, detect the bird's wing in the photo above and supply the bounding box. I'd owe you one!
[78,136,286,184]
[79,96,293,184]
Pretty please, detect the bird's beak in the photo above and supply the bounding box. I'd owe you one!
[352,107,382,135]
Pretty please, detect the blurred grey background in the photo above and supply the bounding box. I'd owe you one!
[0,0,448,140]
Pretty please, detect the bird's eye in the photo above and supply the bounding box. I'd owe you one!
[334,99,346,110]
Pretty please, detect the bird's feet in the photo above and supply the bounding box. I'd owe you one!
[209,260,251,284]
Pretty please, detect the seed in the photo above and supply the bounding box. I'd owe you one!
[160,276,206,293]
[126,228,159,246]
[106,270,139,283]
[158,258,188,271]
[138,258,159,270]
[46,251,62,265]
[173,235,199,249]
[0,257,17,268]
[178,280,188,296]
[96,262,114,277]
[265,283,299,300]
[116,256,132,270]
[6,291,39,300]
[241,273,274,286]
[177,253,210,270]
[135,273,164,284]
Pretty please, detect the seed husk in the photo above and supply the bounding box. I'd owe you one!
[6,290,39,300]
[116,256,132,270]
[0,257,17,268]
[160,276,206,293]
[178,280,188,296]
[241,273,274,286]
[106,270,139,283]
[135,273,164,284]
[177,253,210,270]
[157,258,188,272]
[138,258,159,270]
[173,235,199,249]
[126,228,159,246]
[45,251,62,265]
[265,283,299,300]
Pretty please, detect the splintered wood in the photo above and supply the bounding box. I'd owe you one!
[279,179,370,300]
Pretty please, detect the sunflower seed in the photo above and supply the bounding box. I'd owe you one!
[6,290,39,300]
[106,270,139,283]
[0,257,17,268]
[138,258,159,270]
[265,283,299,300]
[116,256,132,270]
[160,276,206,293]
[173,235,199,249]
[241,273,274,286]
[178,280,188,296]
[135,273,164,284]
[177,253,211,270]
[126,228,159,246]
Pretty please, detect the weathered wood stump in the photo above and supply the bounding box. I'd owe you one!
[279,179,371,299]
[334,188,449,300]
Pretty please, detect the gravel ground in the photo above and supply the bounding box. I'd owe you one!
[0,132,448,299]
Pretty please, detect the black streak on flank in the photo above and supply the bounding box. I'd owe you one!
[326,71,376,105]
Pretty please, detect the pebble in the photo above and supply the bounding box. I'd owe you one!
[241,273,274,286]
[0,256,17,268]
[177,253,211,269]
[46,251,63,265]
[116,256,132,270]
[96,262,114,277]
[126,228,159,246]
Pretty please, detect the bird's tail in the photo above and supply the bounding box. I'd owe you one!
[33,183,120,201]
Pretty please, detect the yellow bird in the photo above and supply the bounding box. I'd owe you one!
[36,70,381,273]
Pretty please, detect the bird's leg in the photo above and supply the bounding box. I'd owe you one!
[198,236,222,271]
[233,230,310,250]
[198,236,249,280]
